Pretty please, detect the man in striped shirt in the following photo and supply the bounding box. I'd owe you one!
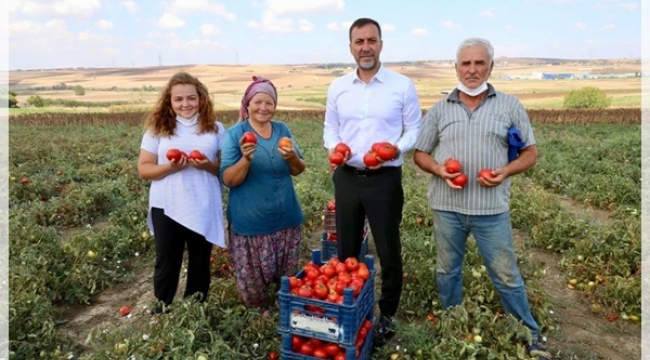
[413,38,551,360]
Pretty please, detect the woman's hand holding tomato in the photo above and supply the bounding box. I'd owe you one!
[239,134,257,162]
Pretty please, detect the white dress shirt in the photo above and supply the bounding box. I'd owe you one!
[323,65,422,169]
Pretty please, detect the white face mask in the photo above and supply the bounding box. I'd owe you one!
[176,113,198,126]
[457,82,488,97]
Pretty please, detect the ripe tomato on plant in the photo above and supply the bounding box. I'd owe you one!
[188,150,205,161]
[278,136,292,149]
[363,152,379,167]
[242,131,257,144]
[166,148,183,162]
[445,158,462,173]
[452,173,468,187]
[376,143,397,161]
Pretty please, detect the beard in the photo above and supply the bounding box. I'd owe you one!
[358,56,376,70]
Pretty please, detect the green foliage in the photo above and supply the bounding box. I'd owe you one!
[73,85,86,96]
[26,95,45,107]
[563,86,611,109]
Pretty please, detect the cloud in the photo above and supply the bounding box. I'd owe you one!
[158,12,186,29]
[264,0,345,15]
[326,22,343,31]
[574,22,588,29]
[95,19,114,30]
[247,11,293,33]
[9,0,101,18]
[201,23,222,37]
[604,23,616,29]
[53,0,101,17]
[620,2,638,10]
[383,24,396,33]
[298,19,314,33]
[441,21,460,29]
[481,9,495,17]
[410,28,429,37]
[166,0,236,20]
[121,0,138,14]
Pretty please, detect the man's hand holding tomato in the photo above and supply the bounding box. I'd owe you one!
[435,157,466,190]
[328,148,350,171]
[369,144,401,170]
[477,168,506,187]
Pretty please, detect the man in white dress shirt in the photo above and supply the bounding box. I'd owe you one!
[323,17,422,347]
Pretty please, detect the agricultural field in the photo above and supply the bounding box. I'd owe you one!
[8,109,641,360]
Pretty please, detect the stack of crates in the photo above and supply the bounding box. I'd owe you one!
[321,204,370,262]
[277,249,376,360]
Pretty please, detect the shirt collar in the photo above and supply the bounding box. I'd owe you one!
[351,64,386,84]
[447,83,497,103]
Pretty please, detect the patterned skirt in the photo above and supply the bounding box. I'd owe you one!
[228,225,302,309]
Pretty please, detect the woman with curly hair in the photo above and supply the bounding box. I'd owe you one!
[137,71,226,312]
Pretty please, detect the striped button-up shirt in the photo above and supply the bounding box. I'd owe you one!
[323,65,422,169]
[414,84,536,215]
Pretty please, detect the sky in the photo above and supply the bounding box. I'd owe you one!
[7,0,643,70]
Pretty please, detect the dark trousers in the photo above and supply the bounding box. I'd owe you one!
[333,165,404,317]
[151,207,213,305]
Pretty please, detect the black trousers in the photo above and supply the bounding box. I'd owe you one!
[333,165,404,317]
[151,207,213,305]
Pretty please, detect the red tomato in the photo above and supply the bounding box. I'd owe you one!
[305,268,320,280]
[268,351,279,360]
[313,348,328,359]
[21,177,29,185]
[334,353,346,360]
[321,264,336,278]
[344,257,360,272]
[338,271,352,285]
[242,131,257,144]
[326,291,338,302]
[446,159,462,173]
[356,263,370,280]
[452,173,468,187]
[478,168,494,179]
[363,151,380,167]
[299,343,314,356]
[188,150,205,161]
[371,142,386,153]
[313,282,329,299]
[166,148,183,162]
[326,232,338,241]
[329,152,344,165]
[297,284,313,298]
[334,142,351,156]
[376,143,397,161]
[288,276,301,289]
[278,136,292,149]
[324,343,340,356]
[292,335,304,349]
[119,305,131,316]
[334,262,347,274]
[327,257,341,267]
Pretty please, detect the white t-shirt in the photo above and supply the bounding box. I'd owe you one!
[140,121,226,247]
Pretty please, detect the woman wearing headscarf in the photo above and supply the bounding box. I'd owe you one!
[220,76,306,312]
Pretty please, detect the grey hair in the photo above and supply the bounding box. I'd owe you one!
[456,38,494,63]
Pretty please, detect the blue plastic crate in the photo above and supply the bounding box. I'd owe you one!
[280,316,374,360]
[278,249,376,346]
[321,231,369,262]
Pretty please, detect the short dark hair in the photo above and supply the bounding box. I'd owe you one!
[348,18,382,42]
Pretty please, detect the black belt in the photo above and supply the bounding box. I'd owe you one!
[340,164,400,177]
